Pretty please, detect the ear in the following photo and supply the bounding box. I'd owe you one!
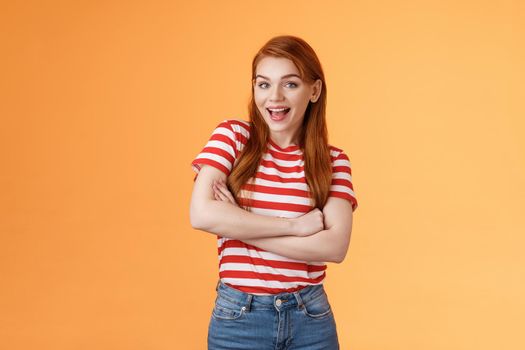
[311,79,322,103]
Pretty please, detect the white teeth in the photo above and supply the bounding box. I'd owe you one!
[268,108,288,112]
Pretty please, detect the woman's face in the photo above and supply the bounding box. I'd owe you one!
[253,56,321,145]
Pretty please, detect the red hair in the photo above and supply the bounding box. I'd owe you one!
[228,35,332,210]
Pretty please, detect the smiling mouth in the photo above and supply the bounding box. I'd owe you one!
[267,108,291,120]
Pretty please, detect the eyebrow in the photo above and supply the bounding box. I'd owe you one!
[255,74,302,80]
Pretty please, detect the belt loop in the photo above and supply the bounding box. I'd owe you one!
[293,290,305,309]
[245,294,253,312]
[215,279,220,291]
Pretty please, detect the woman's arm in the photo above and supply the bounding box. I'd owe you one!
[243,197,353,263]
[212,179,354,263]
[190,164,324,240]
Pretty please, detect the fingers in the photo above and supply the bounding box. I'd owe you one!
[213,179,240,208]
[214,188,224,201]
[213,181,226,200]
[213,180,234,204]
[216,180,236,204]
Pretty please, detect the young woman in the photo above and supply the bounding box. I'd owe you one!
[190,35,358,350]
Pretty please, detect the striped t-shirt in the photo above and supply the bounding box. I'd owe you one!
[191,119,358,295]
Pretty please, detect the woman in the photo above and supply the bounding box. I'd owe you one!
[190,35,358,350]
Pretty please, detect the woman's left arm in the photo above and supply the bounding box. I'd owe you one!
[212,178,353,263]
[243,196,353,263]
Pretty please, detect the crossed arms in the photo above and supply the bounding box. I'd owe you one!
[189,165,353,263]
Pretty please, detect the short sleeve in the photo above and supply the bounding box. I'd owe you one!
[190,119,238,180]
[329,150,358,212]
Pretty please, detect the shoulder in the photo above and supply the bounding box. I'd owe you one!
[220,119,251,144]
[326,143,358,211]
[220,118,250,131]
[327,144,354,175]
[216,118,249,135]
[328,144,350,162]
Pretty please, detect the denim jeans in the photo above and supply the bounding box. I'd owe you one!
[207,279,340,350]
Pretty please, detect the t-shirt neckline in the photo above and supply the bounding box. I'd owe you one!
[268,137,300,152]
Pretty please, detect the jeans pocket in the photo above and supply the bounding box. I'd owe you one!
[211,295,246,321]
[301,291,333,319]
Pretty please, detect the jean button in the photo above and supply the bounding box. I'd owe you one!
[275,299,282,306]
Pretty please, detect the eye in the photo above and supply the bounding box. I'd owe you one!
[285,81,298,88]
[257,82,269,89]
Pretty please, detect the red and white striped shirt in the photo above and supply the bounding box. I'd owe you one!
[191,119,358,295]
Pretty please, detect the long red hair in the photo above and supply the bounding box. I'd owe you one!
[228,35,332,210]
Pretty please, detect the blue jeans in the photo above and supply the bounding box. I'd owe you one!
[207,280,340,350]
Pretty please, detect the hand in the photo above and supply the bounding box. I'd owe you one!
[291,208,325,237]
[212,179,240,208]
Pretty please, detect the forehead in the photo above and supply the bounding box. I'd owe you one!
[255,56,301,78]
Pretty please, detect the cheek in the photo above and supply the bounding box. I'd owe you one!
[290,96,308,110]
[254,91,265,103]
[254,95,267,111]
[294,93,312,108]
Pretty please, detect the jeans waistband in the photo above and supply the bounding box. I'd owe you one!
[214,279,326,311]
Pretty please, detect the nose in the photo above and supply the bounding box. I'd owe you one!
[269,84,284,101]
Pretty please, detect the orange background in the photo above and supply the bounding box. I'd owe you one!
[1,1,524,349]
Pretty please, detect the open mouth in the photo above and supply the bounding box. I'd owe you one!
[267,107,291,120]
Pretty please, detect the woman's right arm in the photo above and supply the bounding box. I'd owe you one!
[189,165,324,240]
